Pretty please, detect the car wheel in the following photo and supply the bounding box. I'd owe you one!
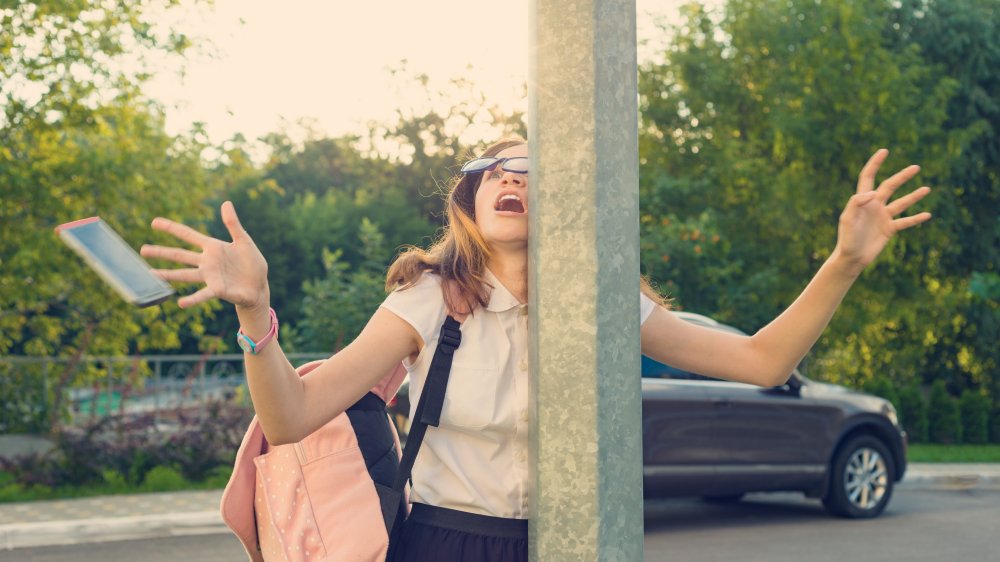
[823,434,894,519]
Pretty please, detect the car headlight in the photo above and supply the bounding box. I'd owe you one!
[883,404,899,427]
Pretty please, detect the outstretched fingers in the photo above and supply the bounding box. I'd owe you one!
[893,212,932,232]
[152,268,202,284]
[886,185,932,216]
[221,201,248,243]
[876,164,921,202]
[178,286,216,309]
[150,217,211,248]
[857,149,889,194]
[141,245,200,266]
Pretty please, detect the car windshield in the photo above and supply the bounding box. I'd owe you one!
[641,355,719,381]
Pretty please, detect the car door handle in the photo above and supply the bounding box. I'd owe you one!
[713,399,732,408]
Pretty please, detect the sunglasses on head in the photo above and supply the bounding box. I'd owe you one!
[460,156,529,175]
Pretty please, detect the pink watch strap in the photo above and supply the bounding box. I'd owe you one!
[237,307,278,354]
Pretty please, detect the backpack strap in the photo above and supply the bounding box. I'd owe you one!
[387,314,462,534]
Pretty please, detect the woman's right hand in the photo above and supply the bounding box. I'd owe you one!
[141,201,269,311]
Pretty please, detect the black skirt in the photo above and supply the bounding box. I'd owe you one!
[390,503,528,562]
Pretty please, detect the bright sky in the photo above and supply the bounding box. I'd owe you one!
[146,0,698,149]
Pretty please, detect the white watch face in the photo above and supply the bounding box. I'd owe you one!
[237,333,256,354]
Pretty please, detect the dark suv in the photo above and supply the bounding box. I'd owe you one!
[642,311,907,519]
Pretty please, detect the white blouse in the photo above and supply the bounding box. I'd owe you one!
[380,269,657,519]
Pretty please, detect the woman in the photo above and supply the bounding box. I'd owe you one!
[141,136,931,561]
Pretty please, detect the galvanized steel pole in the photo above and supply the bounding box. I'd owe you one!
[528,0,644,560]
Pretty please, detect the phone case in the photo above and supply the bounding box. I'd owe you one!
[55,217,174,307]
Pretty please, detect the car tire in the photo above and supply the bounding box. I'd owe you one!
[823,434,895,519]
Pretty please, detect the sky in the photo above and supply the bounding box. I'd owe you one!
[145,0,700,149]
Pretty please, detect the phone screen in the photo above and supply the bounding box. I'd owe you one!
[56,217,174,307]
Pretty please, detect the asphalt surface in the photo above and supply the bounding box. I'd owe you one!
[3,488,999,562]
[0,463,998,554]
[643,488,1000,562]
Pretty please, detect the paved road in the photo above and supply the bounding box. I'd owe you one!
[644,487,1000,562]
[1,533,245,561]
[5,488,998,562]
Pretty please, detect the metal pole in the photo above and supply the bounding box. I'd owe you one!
[529,0,644,560]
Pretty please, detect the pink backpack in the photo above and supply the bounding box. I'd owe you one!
[220,316,462,562]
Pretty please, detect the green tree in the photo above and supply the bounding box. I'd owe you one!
[992,405,1000,444]
[371,67,528,222]
[297,219,391,352]
[891,0,1000,411]
[897,384,928,443]
[0,1,217,432]
[202,130,436,346]
[959,389,990,445]
[637,0,993,400]
[928,380,961,444]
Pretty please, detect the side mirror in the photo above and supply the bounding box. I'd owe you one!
[767,374,802,396]
[786,374,802,391]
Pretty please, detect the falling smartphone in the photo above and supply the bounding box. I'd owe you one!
[55,217,175,308]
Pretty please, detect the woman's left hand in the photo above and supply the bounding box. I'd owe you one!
[834,148,932,274]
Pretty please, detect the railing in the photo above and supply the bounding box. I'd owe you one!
[0,353,329,433]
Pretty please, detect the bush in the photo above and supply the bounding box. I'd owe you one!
[141,465,187,491]
[0,421,117,489]
[992,406,1000,444]
[928,380,962,444]
[162,401,252,482]
[0,472,23,502]
[898,384,928,443]
[0,362,58,434]
[959,390,990,444]
[95,417,170,486]
[100,469,130,493]
[0,400,252,493]
[202,465,234,489]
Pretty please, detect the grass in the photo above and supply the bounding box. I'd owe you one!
[907,444,1000,463]
[0,465,231,504]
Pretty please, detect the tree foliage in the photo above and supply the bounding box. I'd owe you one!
[638,0,998,410]
[897,383,929,442]
[1,0,221,354]
[0,0,217,432]
[297,219,391,352]
[958,389,990,445]
[928,379,962,444]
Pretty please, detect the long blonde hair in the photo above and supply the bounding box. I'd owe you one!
[385,137,668,314]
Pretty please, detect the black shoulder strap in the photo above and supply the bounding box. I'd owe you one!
[388,315,461,525]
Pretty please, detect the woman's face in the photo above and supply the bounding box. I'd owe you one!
[473,143,529,251]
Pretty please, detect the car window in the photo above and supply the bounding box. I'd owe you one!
[641,355,721,382]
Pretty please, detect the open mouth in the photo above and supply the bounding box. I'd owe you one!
[494,193,526,214]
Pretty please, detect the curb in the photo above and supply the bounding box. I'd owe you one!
[901,466,1000,491]
[901,475,1000,490]
[1,468,998,550]
[0,511,227,550]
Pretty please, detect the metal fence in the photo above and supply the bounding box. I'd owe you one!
[0,353,329,433]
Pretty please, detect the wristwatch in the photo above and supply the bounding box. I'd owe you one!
[236,307,278,355]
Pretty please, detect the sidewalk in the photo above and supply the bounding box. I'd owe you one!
[1,463,998,550]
